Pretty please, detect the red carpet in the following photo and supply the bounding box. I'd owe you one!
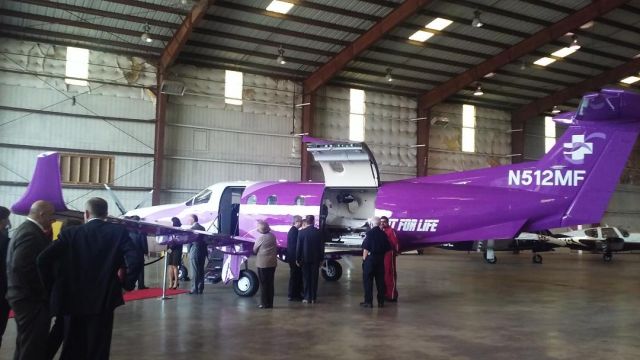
[8,288,189,318]
[123,287,189,301]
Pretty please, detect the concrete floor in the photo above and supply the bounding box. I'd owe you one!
[3,249,640,360]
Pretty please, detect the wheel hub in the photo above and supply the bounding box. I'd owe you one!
[237,276,251,292]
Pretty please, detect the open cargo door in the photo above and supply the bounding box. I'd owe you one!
[305,137,380,188]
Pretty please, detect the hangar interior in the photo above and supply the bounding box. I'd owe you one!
[1,0,640,359]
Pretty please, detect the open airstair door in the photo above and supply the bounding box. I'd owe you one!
[305,138,380,188]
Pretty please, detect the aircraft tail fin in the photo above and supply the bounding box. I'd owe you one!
[414,89,640,229]
[11,152,68,215]
[523,89,640,226]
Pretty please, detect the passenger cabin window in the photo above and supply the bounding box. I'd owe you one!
[247,195,257,205]
[601,228,618,238]
[620,228,630,237]
[584,229,598,237]
[187,189,212,206]
[295,196,305,206]
[267,195,277,205]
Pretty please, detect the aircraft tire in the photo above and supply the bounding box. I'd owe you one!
[532,254,543,264]
[321,260,342,281]
[178,265,189,281]
[233,269,259,297]
[483,253,497,264]
[603,253,613,262]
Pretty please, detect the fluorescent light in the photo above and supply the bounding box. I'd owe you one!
[620,76,640,84]
[409,30,434,42]
[425,18,453,31]
[551,47,578,58]
[534,57,556,66]
[266,0,294,14]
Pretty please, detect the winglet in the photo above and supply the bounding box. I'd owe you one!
[11,152,68,215]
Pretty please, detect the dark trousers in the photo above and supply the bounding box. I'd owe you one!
[288,262,303,299]
[47,316,65,360]
[0,298,10,349]
[60,311,114,360]
[190,253,206,294]
[11,300,50,360]
[136,265,146,289]
[257,267,276,308]
[363,258,386,305]
[302,262,320,302]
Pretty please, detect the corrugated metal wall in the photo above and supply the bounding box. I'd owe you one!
[160,65,302,204]
[314,85,417,182]
[428,103,511,175]
[0,38,155,228]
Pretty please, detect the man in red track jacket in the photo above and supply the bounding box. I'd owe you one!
[380,216,398,302]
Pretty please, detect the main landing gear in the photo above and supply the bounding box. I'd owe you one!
[603,252,613,262]
[233,269,259,297]
[321,259,343,281]
[532,254,543,264]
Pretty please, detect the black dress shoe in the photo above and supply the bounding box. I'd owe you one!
[359,302,372,308]
[258,304,265,309]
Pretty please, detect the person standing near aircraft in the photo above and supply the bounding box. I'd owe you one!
[297,215,324,304]
[0,206,12,349]
[168,217,183,289]
[253,220,277,308]
[287,215,303,301]
[360,217,391,308]
[380,216,399,302]
[187,214,207,295]
[6,200,55,360]
[36,197,141,360]
[128,215,149,290]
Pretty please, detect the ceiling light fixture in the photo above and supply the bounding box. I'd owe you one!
[385,68,393,82]
[473,83,484,96]
[408,30,434,42]
[426,18,453,31]
[534,57,556,67]
[140,23,152,43]
[471,10,483,28]
[277,45,286,65]
[266,0,294,14]
[551,105,561,114]
[620,76,640,84]
[570,34,581,50]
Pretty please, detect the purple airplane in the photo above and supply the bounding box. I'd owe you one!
[11,89,640,297]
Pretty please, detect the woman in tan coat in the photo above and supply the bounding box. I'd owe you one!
[253,220,278,309]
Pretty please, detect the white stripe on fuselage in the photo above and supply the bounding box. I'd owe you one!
[240,204,320,215]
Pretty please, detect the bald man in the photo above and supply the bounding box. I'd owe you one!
[6,200,55,360]
[360,217,391,308]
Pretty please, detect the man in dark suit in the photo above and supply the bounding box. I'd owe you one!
[286,215,303,301]
[360,217,391,308]
[187,214,207,294]
[128,215,149,290]
[0,206,12,349]
[37,197,142,360]
[296,215,324,304]
[6,200,55,360]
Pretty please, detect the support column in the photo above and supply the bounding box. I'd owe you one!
[152,70,167,205]
[416,107,431,177]
[300,91,316,182]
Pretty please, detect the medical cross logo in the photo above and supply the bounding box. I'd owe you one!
[563,133,606,165]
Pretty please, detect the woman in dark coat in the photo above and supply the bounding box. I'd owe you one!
[168,217,183,289]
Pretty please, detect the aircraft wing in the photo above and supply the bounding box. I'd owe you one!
[55,209,254,251]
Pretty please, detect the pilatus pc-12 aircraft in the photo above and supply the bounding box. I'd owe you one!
[12,89,640,297]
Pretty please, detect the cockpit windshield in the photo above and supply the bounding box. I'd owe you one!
[186,189,212,206]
